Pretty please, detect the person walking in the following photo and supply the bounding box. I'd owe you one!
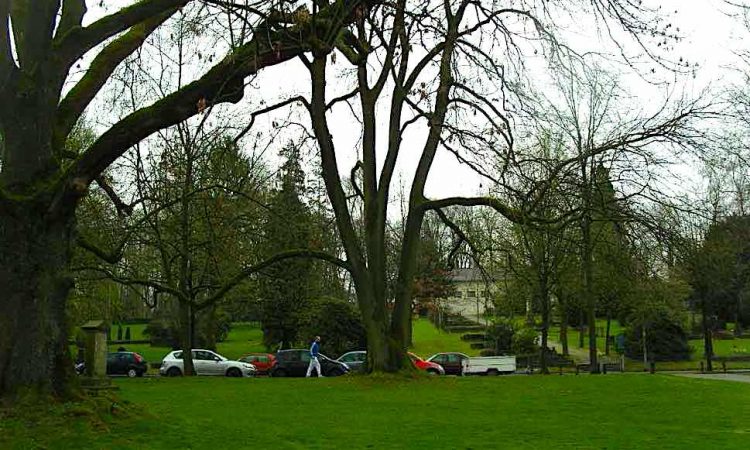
[306,336,323,377]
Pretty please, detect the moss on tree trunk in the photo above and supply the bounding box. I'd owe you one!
[0,198,77,398]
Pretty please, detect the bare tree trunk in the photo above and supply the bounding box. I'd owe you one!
[701,299,714,372]
[539,275,550,374]
[581,209,599,373]
[559,295,569,357]
[605,313,612,356]
[578,310,585,349]
[0,199,77,398]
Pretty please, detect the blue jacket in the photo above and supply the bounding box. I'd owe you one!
[310,341,320,358]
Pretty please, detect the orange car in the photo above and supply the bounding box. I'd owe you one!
[238,353,276,375]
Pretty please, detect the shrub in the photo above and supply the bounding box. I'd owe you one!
[299,297,366,357]
[143,306,232,349]
[511,327,539,355]
[624,317,692,361]
[486,320,514,354]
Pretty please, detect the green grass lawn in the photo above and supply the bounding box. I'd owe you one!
[689,338,750,358]
[548,319,623,354]
[3,375,750,449]
[409,318,480,357]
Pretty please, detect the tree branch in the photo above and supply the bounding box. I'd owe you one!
[75,234,127,265]
[55,9,174,150]
[95,175,134,217]
[76,265,186,301]
[54,0,188,65]
[57,0,87,40]
[422,196,524,224]
[233,95,309,144]
[66,0,368,186]
[197,249,351,310]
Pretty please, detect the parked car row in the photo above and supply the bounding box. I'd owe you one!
[77,349,516,379]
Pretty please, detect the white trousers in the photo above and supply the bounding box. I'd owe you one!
[306,356,323,377]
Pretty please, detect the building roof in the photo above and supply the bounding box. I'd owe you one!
[451,267,485,282]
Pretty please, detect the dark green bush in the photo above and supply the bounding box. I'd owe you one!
[624,317,692,361]
[299,297,366,357]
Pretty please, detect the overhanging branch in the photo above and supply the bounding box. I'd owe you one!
[197,249,351,310]
[55,10,174,150]
[54,0,188,64]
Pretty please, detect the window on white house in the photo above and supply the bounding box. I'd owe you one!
[467,290,476,298]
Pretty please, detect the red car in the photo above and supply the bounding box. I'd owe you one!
[238,353,276,375]
[407,352,445,375]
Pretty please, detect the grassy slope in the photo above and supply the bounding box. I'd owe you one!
[3,375,750,449]
[409,318,480,357]
[548,319,624,354]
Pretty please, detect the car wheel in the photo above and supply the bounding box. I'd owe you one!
[166,367,182,377]
[127,368,137,378]
[272,369,286,377]
[487,369,499,376]
[329,368,344,377]
[226,368,242,378]
[426,369,440,375]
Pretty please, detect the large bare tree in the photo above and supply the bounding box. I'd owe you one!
[298,0,698,372]
[0,0,373,398]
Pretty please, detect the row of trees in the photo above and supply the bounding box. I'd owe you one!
[1,0,748,398]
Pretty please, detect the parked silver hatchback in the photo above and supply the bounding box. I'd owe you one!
[159,349,256,377]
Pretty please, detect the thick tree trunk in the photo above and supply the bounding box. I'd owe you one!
[179,301,195,376]
[362,300,402,373]
[0,199,77,398]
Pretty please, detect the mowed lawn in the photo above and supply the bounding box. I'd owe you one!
[3,375,749,449]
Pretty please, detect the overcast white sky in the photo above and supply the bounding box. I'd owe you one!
[82,0,750,204]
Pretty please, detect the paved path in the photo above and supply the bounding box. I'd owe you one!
[546,338,590,363]
[672,372,750,383]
